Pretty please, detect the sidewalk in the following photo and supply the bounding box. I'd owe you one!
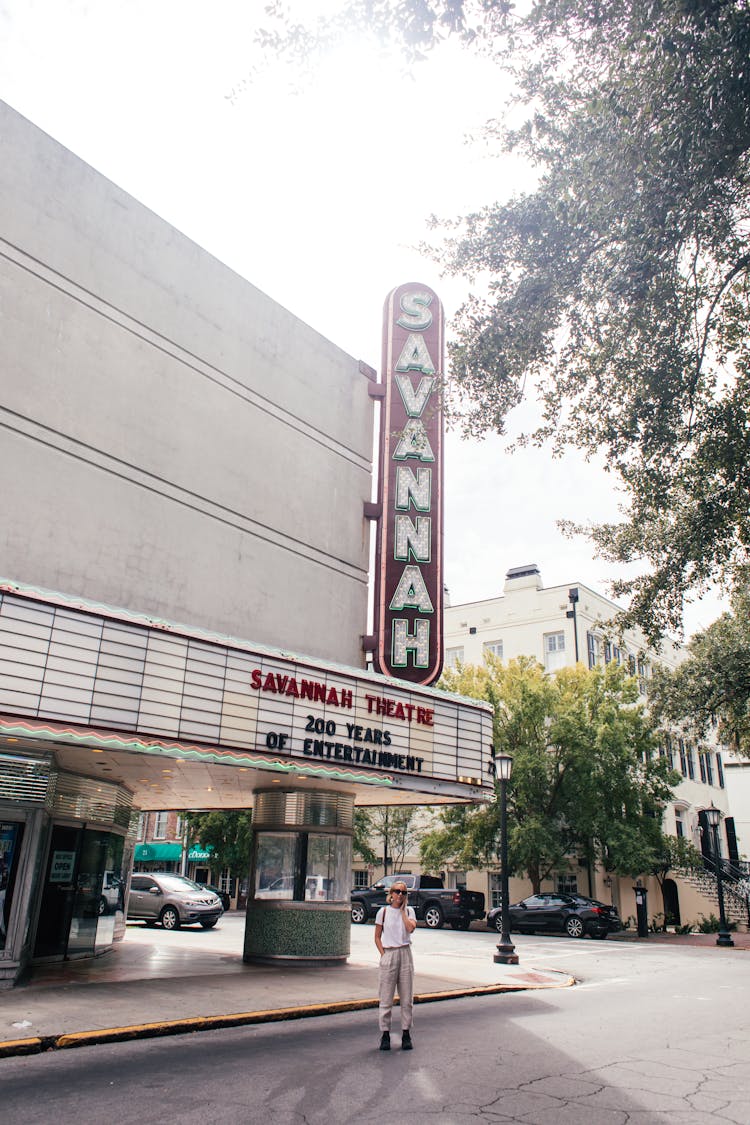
[609,928,750,949]
[0,925,573,1058]
[2,922,745,1060]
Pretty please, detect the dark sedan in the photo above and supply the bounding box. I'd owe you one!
[487,892,622,939]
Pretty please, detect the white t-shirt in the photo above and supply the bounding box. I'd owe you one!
[376,903,416,947]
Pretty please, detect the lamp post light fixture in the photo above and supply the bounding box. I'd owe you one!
[704,803,735,948]
[566,587,580,663]
[492,751,519,965]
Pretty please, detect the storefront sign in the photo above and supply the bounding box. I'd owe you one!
[49,850,76,883]
[373,283,444,685]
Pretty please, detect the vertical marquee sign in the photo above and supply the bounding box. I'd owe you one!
[373,282,444,686]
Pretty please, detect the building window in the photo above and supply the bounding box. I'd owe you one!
[352,870,369,889]
[687,747,695,780]
[556,873,578,894]
[717,753,725,789]
[444,870,467,890]
[586,632,599,670]
[137,812,147,841]
[544,632,566,672]
[628,653,637,676]
[675,808,685,838]
[678,740,688,777]
[705,754,714,786]
[699,754,707,783]
[489,873,502,910]
[604,641,612,664]
[153,811,169,839]
[445,646,464,670]
[483,640,503,660]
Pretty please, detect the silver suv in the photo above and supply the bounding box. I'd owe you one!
[128,872,223,930]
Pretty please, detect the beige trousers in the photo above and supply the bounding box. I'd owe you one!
[378,944,414,1032]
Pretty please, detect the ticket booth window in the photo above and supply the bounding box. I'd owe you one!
[253,830,349,903]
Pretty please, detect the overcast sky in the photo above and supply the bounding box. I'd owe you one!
[0,0,728,639]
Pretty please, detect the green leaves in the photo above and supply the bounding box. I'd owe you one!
[438,1,750,638]
[183,811,253,878]
[650,580,750,756]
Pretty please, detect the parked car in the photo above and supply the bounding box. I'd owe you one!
[487,893,622,939]
[199,883,230,911]
[351,874,485,929]
[98,871,124,915]
[127,872,224,930]
[255,876,294,899]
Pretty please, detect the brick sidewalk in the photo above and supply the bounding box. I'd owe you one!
[609,929,750,949]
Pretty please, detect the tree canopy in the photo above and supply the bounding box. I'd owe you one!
[649,579,750,756]
[260,1,750,641]
[184,810,253,877]
[420,656,679,891]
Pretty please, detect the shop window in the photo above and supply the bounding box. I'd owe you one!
[0,820,25,952]
[253,831,349,903]
[153,812,169,840]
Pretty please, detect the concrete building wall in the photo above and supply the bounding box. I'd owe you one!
[0,100,373,666]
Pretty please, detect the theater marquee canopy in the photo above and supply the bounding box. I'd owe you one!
[0,581,494,810]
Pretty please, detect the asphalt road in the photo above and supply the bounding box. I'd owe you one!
[2,926,748,1124]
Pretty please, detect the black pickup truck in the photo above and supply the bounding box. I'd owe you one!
[350,873,485,930]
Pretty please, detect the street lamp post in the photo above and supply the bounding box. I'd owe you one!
[704,803,735,948]
[566,587,580,663]
[492,752,519,965]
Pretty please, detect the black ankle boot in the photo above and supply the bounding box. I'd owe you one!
[379,1032,391,1051]
[401,1030,413,1050]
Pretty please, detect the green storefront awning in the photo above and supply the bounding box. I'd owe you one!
[134,843,183,862]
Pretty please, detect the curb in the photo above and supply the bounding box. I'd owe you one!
[0,975,574,1059]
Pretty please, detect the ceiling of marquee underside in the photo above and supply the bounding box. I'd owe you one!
[0,735,490,810]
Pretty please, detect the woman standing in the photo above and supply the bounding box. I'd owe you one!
[375,880,417,1051]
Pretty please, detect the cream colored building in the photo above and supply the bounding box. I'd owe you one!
[433,564,747,933]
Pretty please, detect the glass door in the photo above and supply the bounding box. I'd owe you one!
[34,825,82,959]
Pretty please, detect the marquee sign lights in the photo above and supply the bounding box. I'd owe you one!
[373,283,444,685]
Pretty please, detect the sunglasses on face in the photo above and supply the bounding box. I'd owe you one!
[391,889,406,896]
